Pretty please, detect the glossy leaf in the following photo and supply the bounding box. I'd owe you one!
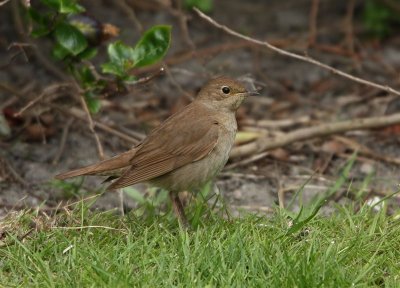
[54,23,88,55]
[101,41,135,76]
[41,0,85,14]
[101,62,126,77]
[29,8,51,37]
[102,26,171,78]
[52,42,70,60]
[184,0,213,12]
[85,92,101,114]
[77,47,98,60]
[106,41,135,66]
[131,25,171,67]
[59,0,85,14]
[76,67,96,88]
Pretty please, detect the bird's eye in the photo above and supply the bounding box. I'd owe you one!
[222,86,230,94]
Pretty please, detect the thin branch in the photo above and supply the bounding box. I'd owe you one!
[50,105,140,145]
[175,0,195,50]
[230,113,400,159]
[51,225,127,232]
[79,94,105,160]
[308,0,319,46]
[193,8,400,97]
[0,0,12,6]
[163,64,194,101]
[115,0,143,32]
[52,118,74,164]
[14,83,73,116]
[11,0,70,81]
[343,0,356,55]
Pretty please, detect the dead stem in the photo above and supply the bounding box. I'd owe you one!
[308,0,319,47]
[194,8,400,97]
[52,118,74,164]
[79,94,105,160]
[230,113,400,159]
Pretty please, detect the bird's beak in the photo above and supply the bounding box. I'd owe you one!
[246,90,259,96]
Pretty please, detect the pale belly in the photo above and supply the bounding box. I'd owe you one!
[150,123,237,192]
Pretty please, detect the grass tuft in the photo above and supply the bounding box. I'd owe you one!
[1,197,400,287]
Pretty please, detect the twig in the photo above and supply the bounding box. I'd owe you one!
[136,40,261,74]
[50,105,140,145]
[230,113,400,159]
[0,157,28,186]
[225,152,269,170]
[0,0,12,6]
[242,116,311,129]
[115,0,143,32]
[14,83,73,116]
[0,42,31,70]
[163,64,194,101]
[194,8,400,97]
[79,94,105,160]
[229,205,273,213]
[343,0,356,55]
[117,126,145,141]
[50,225,127,232]
[134,67,165,85]
[175,0,195,50]
[52,118,74,164]
[382,0,400,14]
[11,0,70,81]
[308,0,319,46]
[333,135,400,166]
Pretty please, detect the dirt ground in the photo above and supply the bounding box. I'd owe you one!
[1,0,400,216]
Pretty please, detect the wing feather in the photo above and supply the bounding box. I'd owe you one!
[107,104,219,190]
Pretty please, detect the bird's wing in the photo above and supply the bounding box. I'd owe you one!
[55,149,137,180]
[107,104,219,190]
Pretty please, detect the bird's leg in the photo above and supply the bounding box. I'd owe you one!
[169,191,190,228]
[118,189,125,216]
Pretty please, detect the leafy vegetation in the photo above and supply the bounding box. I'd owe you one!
[2,157,400,286]
[1,198,399,287]
[363,0,400,38]
[184,0,214,12]
[27,0,171,113]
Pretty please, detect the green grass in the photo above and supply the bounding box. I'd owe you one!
[1,197,400,287]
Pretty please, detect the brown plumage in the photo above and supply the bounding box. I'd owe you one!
[55,76,254,227]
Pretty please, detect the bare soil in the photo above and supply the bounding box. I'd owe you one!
[1,0,399,216]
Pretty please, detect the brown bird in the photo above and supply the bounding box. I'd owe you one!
[55,76,256,227]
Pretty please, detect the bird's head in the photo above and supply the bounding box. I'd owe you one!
[196,76,258,111]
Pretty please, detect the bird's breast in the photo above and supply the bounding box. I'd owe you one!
[151,113,238,192]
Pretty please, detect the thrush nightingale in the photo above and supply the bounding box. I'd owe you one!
[56,76,256,227]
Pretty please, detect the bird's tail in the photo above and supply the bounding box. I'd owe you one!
[55,149,136,180]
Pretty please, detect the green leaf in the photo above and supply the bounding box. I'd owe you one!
[131,25,171,67]
[106,41,136,66]
[28,8,49,26]
[77,47,98,60]
[41,0,85,14]
[59,0,85,14]
[76,67,96,88]
[184,0,213,12]
[102,26,171,78]
[54,23,88,55]
[101,41,135,77]
[84,92,101,114]
[52,42,70,60]
[362,0,400,38]
[31,26,52,38]
[40,0,60,10]
[101,62,126,77]
[29,8,52,37]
